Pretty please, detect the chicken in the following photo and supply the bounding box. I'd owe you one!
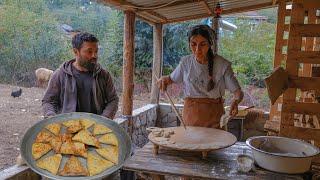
[11,88,22,98]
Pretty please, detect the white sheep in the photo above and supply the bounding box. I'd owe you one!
[35,68,53,88]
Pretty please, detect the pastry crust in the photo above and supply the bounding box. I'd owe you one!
[36,154,62,175]
[59,156,88,176]
[87,152,114,176]
[93,124,112,135]
[32,143,52,160]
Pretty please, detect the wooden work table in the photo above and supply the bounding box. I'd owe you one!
[123,142,312,179]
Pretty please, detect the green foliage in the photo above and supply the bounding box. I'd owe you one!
[0,0,71,85]
[220,20,275,87]
[0,0,276,105]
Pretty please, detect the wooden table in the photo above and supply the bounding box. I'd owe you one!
[123,142,311,180]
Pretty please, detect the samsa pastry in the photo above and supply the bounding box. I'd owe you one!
[99,133,118,146]
[93,124,112,135]
[80,119,95,129]
[49,136,62,153]
[62,120,83,133]
[59,156,88,176]
[72,130,100,148]
[32,143,52,160]
[35,131,52,143]
[59,141,87,158]
[96,146,119,164]
[36,154,62,175]
[87,152,114,176]
[45,123,61,136]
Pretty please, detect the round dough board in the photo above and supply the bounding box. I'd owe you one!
[148,126,237,158]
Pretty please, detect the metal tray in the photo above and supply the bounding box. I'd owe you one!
[20,112,132,180]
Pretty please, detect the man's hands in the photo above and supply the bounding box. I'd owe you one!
[157,76,173,91]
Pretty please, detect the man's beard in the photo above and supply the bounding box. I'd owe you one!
[79,58,97,72]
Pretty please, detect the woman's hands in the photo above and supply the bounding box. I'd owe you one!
[157,76,173,91]
[229,100,239,117]
[229,89,244,117]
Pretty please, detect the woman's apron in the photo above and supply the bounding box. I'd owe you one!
[182,97,224,128]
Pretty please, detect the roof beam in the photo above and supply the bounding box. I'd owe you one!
[200,0,213,16]
[220,2,275,15]
[142,11,167,23]
[98,0,136,11]
[136,14,157,25]
[165,2,274,24]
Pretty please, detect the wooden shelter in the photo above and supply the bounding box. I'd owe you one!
[99,0,320,149]
[102,0,320,164]
[2,0,320,179]
[97,0,281,114]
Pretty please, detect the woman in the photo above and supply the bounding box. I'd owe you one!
[158,25,243,129]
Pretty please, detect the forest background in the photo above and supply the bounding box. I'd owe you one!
[0,0,278,109]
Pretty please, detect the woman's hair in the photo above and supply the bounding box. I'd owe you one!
[188,25,216,91]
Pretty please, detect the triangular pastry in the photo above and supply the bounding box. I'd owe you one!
[72,130,100,148]
[59,156,88,176]
[32,142,52,160]
[80,119,95,129]
[36,154,62,175]
[45,123,61,136]
[93,124,112,135]
[87,152,114,176]
[62,120,83,133]
[50,136,62,153]
[99,133,118,146]
[96,146,119,164]
[35,131,52,143]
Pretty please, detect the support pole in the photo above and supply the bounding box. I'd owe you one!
[122,11,136,116]
[212,16,219,54]
[150,23,163,104]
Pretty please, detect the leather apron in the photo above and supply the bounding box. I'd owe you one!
[182,97,224,128]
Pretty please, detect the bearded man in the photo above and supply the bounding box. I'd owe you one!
[42,32,119,119]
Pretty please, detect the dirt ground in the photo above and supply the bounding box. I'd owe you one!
[0,83,150,171]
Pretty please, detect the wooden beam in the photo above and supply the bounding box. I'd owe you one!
[292,24,320,37]
[303,8,317,77]
[150,23,163,104]
[273,0,286,67]
[143,11,167,23]
[303,0,320,9]
[200,0,213,16]
[282,102,320,115]
[221,2,275,15]
[289,51,320,64]
[289,76,320,90]
[136,14,156,25]
[272,0,277,5]
[280,126,320,141]
[0,166,41,180]
[212,16,219,53]
[285,9,291,16]
[98,0,136,11]
[122,10,135,116]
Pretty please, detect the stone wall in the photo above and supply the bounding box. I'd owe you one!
[157,103,183,128]
[114,104,157,148]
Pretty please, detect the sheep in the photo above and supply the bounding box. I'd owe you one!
[35,68,53,88]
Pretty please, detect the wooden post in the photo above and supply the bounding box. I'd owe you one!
[302,8,316,77]
[212,17,219,53]
[150,23,163,104]
[265,0,287,134]
[122,11,135,116]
